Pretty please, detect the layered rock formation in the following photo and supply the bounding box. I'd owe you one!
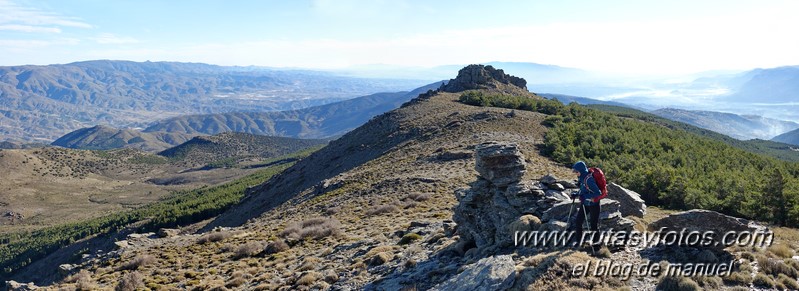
[453,142,645,253]
[440,65,527,94]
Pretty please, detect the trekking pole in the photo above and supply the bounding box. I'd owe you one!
[566,197,576,229]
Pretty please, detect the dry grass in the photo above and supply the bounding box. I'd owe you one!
[723,272,752,286]
[121,254,156,270]
[279,217,342,240]
[72,269,97,291]
[757,255,798,277]
[198,231,233,244]
[656,276,701,291]
[406,193,431,202]
[768,243,794,258]
[398,233,422,245]
[234,241,264,258]
[116,271,144,291]
[753,273,776,288]
[296,271,322,286]
[367,204,400,216]
[264,239,290,254]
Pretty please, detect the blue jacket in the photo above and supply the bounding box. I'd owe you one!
[573,161,601,205]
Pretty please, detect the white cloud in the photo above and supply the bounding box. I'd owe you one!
[0,0,92,29]
[0,24,60,33]
[92,33,139,44]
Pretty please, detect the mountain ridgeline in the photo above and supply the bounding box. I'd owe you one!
[158,132,328,167]
[652,108,799,140]
[0,60,429,142]
[51,125,194,152]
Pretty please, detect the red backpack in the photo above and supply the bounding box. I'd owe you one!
[585,167,608,202]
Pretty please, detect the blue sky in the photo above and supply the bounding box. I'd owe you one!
[1,0,798,74]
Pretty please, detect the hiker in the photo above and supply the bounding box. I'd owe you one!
[570,161,603,250]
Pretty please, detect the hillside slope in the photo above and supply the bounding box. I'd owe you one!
[27,65,577,289]
[652,108,799,140]
[52,125,194,152]
[773,128,799,146]
[159,132,328,167]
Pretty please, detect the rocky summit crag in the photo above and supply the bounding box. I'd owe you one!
[440,64,528,95]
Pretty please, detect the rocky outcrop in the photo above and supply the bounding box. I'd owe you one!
[430,255,516,291]
[453,142,645,252]
[5,280,39,290]
[607,183,646,218]
[650,209,770,249]
[440,65,527,93]
[474,143,526,187]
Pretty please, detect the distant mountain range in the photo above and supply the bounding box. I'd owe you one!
[651,108,799,140]
[51,82,441,151]
[722,66,799,103]
[141,82,441,138]
[0,60,429,142]
[538,93,635,108]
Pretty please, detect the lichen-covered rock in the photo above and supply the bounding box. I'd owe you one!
[607,183,647,218]
[474,142,526,187]
[430,255,516,291]
[650,209,769,249]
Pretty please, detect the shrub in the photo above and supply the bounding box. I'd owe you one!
[264,239,290,254]
[723,272,752,286]
[116,271,144,291]
[758,256,798,277]
[753,273,775,288]
[66,269,96,290]
[779,273,799,290]
[398,233,422,245]
[656,276,701,291]
[323,206,341,215]
[296,271,321,286]
[369,252,393,266]
[122,254,156,270]
[198,231,232,244]
[406,193,431,202]
[691,276,722,289]
[279,218,342,240]
[367,205,399,216]
[235,241,264,258]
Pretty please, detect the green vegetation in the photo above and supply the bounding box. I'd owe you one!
[460,92,799,226]
[585,104,799,162]
[0,148,319,277]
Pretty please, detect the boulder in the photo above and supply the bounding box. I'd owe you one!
[541,199,621,223]
[430,255,516,291]
[5,281,38,290]
[158,228,180,238]
[474,143,526,187]
[58,264,76,276]
[607,183,647,218]
[650,209,770,249]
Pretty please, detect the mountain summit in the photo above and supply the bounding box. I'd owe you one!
[440,64,527,93]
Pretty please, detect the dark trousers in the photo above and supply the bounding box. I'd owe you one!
[574,202,601,245]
